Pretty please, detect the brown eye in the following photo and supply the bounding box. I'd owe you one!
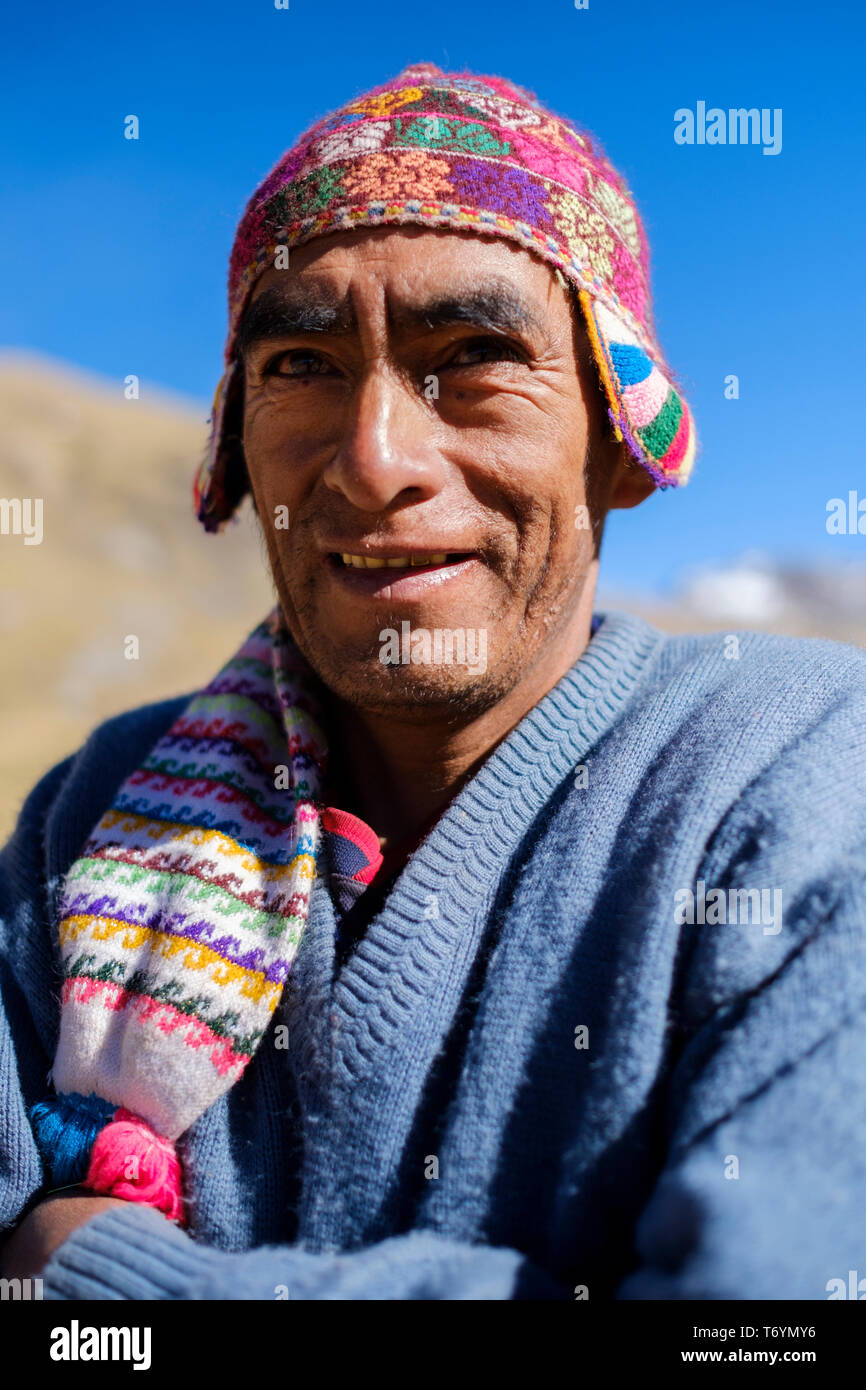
[448,337,526,367]
[264,350,337,378]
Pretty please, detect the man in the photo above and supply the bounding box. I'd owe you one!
[1,62,864,1301]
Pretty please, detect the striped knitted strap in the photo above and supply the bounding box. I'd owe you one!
[31,608,327,1222]
[579,291,697,488]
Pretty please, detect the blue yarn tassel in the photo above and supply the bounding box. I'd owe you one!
[30,1092,117,1187]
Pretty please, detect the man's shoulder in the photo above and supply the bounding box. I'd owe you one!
[67,692,191,772]
[638,618,866,725]
[654,621,866,683]
[591,612,866,799]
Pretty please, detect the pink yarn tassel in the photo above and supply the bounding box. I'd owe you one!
[85,1108,184,1224]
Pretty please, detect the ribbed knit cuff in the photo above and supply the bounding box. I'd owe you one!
[41,1205,226,1300]
[40,1205,566,1300]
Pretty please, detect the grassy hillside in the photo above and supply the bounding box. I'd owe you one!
[0,353,272,837]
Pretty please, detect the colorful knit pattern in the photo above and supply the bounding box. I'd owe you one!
[33,609,327,1218]
[195,60,696,531]
[579,293,696,486]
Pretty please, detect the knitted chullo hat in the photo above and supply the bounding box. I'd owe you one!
[194,61,696,532]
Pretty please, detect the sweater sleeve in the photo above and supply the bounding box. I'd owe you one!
[0,754,77,1230]
[41,1206,569,1299]
[617,991,866,1298]
[616,694,866,1301]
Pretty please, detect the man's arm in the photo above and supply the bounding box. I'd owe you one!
[38,780,866,1302]
[0,1191,127,1278]
[35,1202,568,1299]
[35,857,866,1302]
[617,697,866,1301]
[617,985,866,1299]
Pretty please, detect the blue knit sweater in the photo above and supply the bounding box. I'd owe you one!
[2,611,865,1300]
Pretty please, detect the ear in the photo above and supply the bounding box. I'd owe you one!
[220,367,251,510]
[606,445,656,511]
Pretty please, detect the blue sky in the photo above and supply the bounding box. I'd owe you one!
[1,0,863,591]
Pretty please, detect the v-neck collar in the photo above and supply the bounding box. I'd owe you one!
[289,611,663,1075]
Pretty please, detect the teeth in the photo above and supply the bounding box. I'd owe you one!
[340,553,453,569]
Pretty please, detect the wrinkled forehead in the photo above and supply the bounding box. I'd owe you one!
[234,225,578,358]
[233,227,583,369]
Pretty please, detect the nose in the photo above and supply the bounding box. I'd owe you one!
[321,366,447,513]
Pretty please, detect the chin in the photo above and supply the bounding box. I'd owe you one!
[309,648,507,722]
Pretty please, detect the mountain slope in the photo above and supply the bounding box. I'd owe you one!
[0,352,272,836]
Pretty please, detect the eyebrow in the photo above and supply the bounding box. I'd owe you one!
[234,280,544,358]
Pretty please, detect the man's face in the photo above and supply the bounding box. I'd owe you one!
[238,226,626,719]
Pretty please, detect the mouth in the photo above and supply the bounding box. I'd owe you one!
[325,550,480,596]
[336,551,469,570]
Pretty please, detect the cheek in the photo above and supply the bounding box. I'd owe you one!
[517,466,595,599]
[497,434,590,552]
[242,395,324,510]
